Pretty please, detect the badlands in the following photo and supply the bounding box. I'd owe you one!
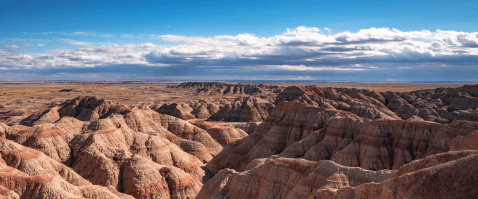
[0,81,477,199]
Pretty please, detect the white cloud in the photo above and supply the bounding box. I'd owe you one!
[1,45,24,50]
[1,27,478,76]
[38,44,45,47]
[58,39,92,46]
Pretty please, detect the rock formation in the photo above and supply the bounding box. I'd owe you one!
[155,97,275,123]
[207,96,478,173]
[3,84,478,199]
[1,96,223,199]
[0,138,132,199]
[0,122,9,138]
[199,150,478,199]
[209,97,274,122]
[170,82,283,95]
[189,121,248,147]
[274,86,400,120]
[156,103,197,120]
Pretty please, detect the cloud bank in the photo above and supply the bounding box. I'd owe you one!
[1,27,478,81]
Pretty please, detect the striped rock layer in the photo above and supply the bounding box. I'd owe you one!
[1,96,223,199]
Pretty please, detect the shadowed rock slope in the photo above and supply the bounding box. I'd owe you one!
[208,86,478,173]
[202,85,478,199]
[3,84,478,199]
[155,97,275,122]
[206,98,478,174]
[199,150,478,199]
[170,82,283,95]
[274,84,478,123]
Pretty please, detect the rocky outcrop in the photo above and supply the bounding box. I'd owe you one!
[198,157,394,199]
[155,97,275,122]
[0,138,131,199]
[209,97,274,122]
[156,103,196,120]
[191,120,260,135]
[4,84,478,199]
[58,96,132,122]
[170,82,283,95]
[449,131,478,151]
[207,98,478,173]
[274,86,400,120]
[274,84,478,124]
[205,126,247,146]
[21,107,61,126]
[190,121,248,146]
[331,150,478,199]
[148,113,223,160]
[0,122,9,138]
[206,100,358,173]
[1,96,224,199]
[200,151,478,199]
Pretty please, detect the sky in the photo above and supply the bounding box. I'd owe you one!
[0,0,478,82]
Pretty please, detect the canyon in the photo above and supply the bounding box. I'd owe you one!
[0,81,476,199]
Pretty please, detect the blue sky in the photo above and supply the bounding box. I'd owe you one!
[1,0,478,81]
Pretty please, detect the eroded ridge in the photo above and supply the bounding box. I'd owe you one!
[1,96,222,198]
[2,84,478,199]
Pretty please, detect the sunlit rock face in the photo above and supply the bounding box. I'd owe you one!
[201,85,478,199]
[1,96,223,199]
[2,84,478,199]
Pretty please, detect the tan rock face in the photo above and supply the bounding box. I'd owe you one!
[156,97,275,122]
[274,85,478,123]
[198,157,395,199]
[150,113,223,160]
[207,95,478,173]
[121,156,202,199]
[192,122,248,147]
[334,151,478,199]
[58,96,132,122]
[209,97,275,122]
[449,130,478,151]
[1,96,224,199]
[0,138,130,199]
[206,101,360,173]
[3,84,478,199]
[0,122,10,138]
[157,103,196,120]
[200,85,478,199]
[205,126,248,146]
[274,86,400,120]
[21,107,61,126]
[199,151,478,199]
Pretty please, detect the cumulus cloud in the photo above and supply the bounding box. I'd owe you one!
[0,43,166,70]
[38,44,45,46]
[147,27,478,68]
[2,27,478,81]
